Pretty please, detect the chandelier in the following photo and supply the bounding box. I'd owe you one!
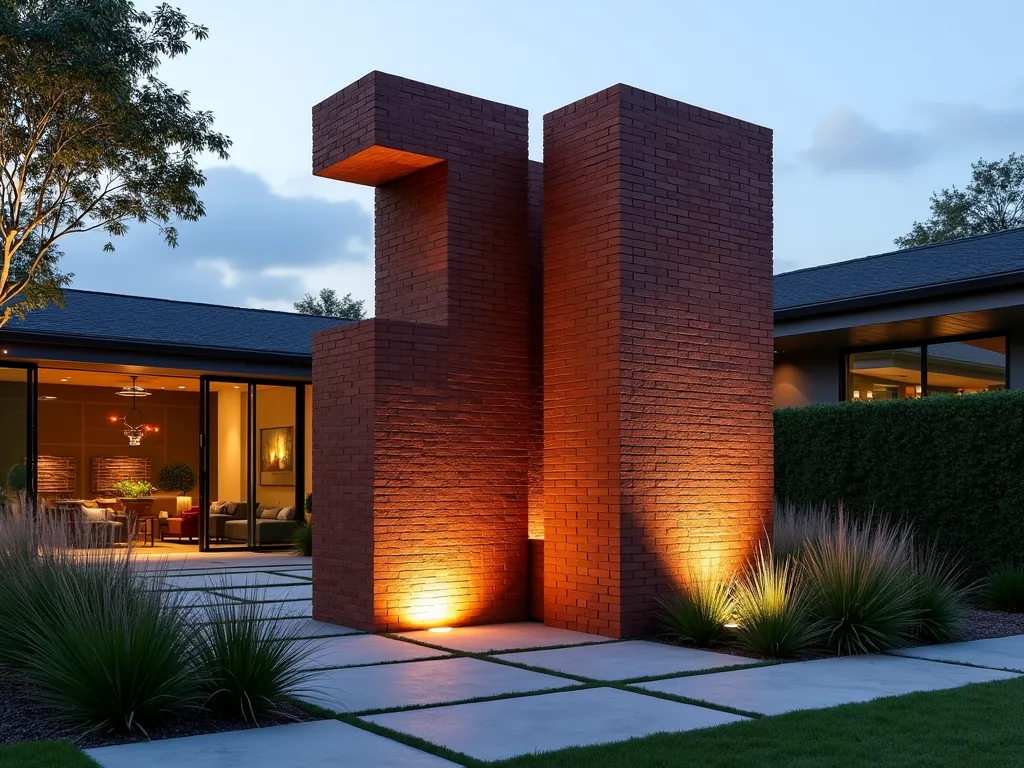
[109,376,159,445]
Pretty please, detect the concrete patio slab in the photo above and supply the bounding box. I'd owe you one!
[299,656,571,713]
[301,634,450,669]
[265,599,312,618]
[164,590,242,607]
[263,617,362,638]
[365,685,746,761]
[892,635,1024,672]
[86,718,457,767]
[213,584,313,602]
[161,572,311,590]
[496,641,752,681]
[640,654,1019,715]
[396,622,612,653]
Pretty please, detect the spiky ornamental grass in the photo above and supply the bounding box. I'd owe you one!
[194,592,317,724]
[291,524,312,557]
[912,544,971,644]
[801,513,919,656]
[657,568,736,648]
[733,546,820,659]
[980,564,1024,612]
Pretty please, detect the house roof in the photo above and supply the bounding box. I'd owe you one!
[774,227,1024,314]
[3,290,351,357]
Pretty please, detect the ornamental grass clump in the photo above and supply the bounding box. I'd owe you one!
[980,564,1024,612]
[291,524,312,557]
[733,545,819,659]
[911,544,971,644]
[801,513,918,655]
[194,594,317,723]
[0,515,197,735]
[657,568,736,647]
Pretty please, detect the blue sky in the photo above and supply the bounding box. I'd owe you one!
[61,0,1024,314]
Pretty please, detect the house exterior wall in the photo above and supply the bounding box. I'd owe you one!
[774,351,842,407]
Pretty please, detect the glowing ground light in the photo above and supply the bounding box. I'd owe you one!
[428,627,453,634]
[724,622,740,629]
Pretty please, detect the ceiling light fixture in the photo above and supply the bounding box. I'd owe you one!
[112,375,158,445]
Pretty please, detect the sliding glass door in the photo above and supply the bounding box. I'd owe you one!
[199,377,305,551]
[0,363,37,511]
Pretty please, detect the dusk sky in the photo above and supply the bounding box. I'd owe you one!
[61,0,1024,315]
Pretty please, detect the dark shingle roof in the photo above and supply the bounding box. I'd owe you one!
[4,290,351,356]
[774,227,1024,312]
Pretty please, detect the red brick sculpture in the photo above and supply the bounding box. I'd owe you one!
[312,73,773,637]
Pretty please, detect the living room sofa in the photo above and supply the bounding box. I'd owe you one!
[222,505,299,546]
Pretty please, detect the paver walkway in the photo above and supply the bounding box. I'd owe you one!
[84,557,1024,766]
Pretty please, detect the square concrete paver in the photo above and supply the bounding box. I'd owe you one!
[165,590,241,608]
[300,656,571,713]
[263,617,362,638]
[161,572,310,590]
[366,686,746,761]
[264,599,312,618]
[301,634,450,669]
[86,719,457,767]
[396,622,612,653]
[893,635,1024,672]
[212,584,313,602]
[640,654,1019,715]
[496,641,751,681]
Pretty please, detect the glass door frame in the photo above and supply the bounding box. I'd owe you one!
[199,375,306,552]
[0,361,38,503]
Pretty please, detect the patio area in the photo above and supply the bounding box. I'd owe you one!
[83,558,1024,767]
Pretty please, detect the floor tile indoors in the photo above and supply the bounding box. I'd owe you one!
[88,557,1024,765]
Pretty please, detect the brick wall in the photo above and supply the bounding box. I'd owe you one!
[312,72,535,632]
[543,85,774,638]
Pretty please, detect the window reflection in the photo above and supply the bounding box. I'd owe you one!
[848,348,922,401]
[847,336,1007,401]
[926,338,1006,396]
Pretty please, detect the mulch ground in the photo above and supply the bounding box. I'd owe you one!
[0,672,319,749]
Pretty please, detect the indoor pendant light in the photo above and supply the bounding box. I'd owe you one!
[110,376,158,445]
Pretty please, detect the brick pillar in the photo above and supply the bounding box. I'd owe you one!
[542,85,774,638]
[311,73,535,632]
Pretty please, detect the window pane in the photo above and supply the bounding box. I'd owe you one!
[926,337,1006,396]
[847,348,923,401]
[0,368,30,507]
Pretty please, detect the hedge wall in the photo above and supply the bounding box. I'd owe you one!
[775,390,1024,575]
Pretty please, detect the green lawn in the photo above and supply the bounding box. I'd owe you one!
[0,742,97,768]
[492,677,1024,768]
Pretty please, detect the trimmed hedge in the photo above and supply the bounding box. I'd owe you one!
[775,391,1024,575]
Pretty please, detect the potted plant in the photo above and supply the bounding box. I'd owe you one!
[157,462,197,515]
[112,478,156,500]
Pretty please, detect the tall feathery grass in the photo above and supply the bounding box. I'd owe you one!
[658,504,971,658]
[980,563,1024,612]
[0,511,315,735]
[732,545,820,658]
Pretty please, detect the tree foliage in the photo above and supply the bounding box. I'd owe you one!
[895,154,1024,248]
[294,287,365,319]
[0,0,230,326]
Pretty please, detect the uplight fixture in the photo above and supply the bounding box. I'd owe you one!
[427,627,453,634]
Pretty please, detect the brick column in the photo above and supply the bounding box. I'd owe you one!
[311,73,535,632]
[543,85,774,638]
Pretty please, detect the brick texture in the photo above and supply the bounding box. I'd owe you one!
[311,73,536,632]
[543,85,774,638]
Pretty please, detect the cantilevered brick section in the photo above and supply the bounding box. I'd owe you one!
[543,86,774,638]
[311,72,534,632]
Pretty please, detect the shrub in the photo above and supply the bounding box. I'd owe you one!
[733,546,819,659]
[193,597,316,723]
[657,569,735,647]
[775,391,1024,577]
[911,544,971,644]
[980,565,1024,612]
[157,462,198,495]
[6,463,26,492]
[304,492,313,519]
[291,524,312,557]
[801,514,918,655]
